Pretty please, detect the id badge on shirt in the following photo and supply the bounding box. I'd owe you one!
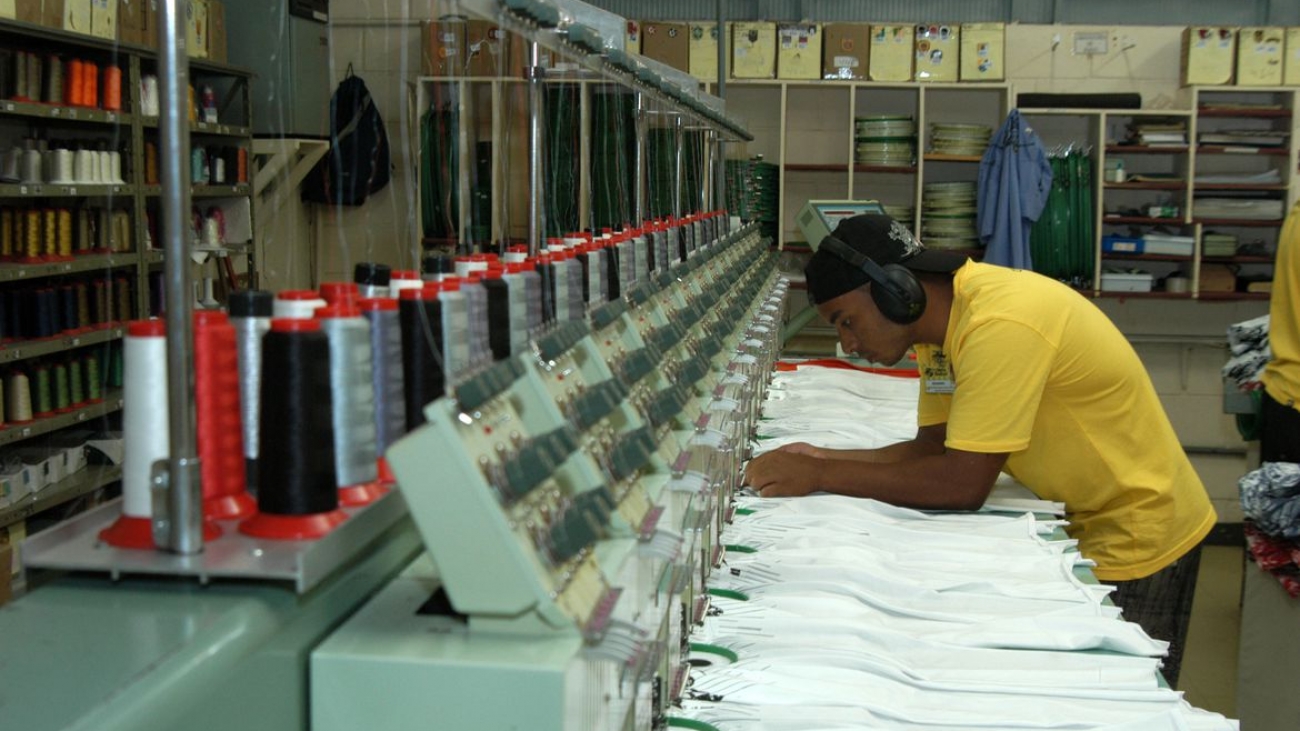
[922,349,956,394]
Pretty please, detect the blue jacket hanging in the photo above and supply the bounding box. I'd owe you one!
[977,109,1053,269]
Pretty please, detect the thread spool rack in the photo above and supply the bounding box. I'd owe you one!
[20,488,408,592]
[0,18,258,542]
[19,223,769,600]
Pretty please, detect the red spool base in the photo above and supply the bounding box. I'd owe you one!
[204,491,257,520]
[238,510,348,541]
[376,457,397,486]
[100,515,223,549]
[338,480,389,507]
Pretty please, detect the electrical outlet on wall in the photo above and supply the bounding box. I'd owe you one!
[1073,31,1109,56]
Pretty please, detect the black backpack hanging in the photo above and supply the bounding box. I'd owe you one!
[302,65,391,206]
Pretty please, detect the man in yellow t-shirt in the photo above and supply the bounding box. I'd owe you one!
[744,213,1216,687]
[1262,203,1300,462]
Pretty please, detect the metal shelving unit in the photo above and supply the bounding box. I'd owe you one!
[0,252,142,282]
[704,80,1010,248]
[0,464,123,530]
[0,16,256,534]
[0,390,124,448]
[0,325,125,364]
[1023,95,1295,301]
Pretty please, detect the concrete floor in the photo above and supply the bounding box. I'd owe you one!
[1179,545,1245,718]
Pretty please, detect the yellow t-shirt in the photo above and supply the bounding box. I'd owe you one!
[915,262,1216,581]
[1263,202,1300,409]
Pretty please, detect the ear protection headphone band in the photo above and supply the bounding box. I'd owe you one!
[818,235,927,324]
[820,236,909,302]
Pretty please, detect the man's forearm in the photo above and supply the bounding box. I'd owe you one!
[810,452,993,510]
[821,437,945,464]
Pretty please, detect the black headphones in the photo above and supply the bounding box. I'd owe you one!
[819,236,926,324]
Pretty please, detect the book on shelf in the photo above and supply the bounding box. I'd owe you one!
[1194,170,1283,185]
[1198,130,1289,147]
[1193,198,1285,220]
[1128,121,1188,146]
[1201,232,1239,257]
[1121,173,1184,183]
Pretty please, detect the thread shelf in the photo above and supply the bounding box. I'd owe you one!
[0,99,131,126]
[0,252,141,283]
[0,463,121,530]
[0,388,122,447]
[0,184,135,198]
[0,19,257,512]
[0,325,123,364]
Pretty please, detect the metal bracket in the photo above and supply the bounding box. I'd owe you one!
[150,455,203,554]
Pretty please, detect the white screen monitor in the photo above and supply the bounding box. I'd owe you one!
[796,200,886,251]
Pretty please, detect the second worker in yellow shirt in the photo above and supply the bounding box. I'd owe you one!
[744,213,1215,687]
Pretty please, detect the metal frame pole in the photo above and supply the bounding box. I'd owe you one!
[154,0,201,554]
[634,91,646,224]
[702,130,713,211]
[673,115,684,223]
[527,42,546,256]
[714,0,727,213]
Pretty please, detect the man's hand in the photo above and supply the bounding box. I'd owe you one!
[774,441,825,459]
[743,451,820,498]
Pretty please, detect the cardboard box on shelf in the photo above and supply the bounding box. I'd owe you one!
[1,521,25,590]
[53,0,90,35]
[914,23,959,82]
[207,0,225,62]
[118,0,143,44]
[641,22,688,73]
[732,21,776,79]
[422,19,467,76]
[625,20,640,55]
[142,0,157,48]
[960,22,1004,81]
[1200,264,1238,292]
[688,22,729,82]
[185,0,207,58]
[15,0,40,23]
[776,22,822,80]
[1286,28,1300,85]
[466,21,518,77]
[869,24,913,81]
[1237,27,1283,86]
[1182,27,1236,85]
[822,23,870,80]
[90,0,115,39]
[13,448,64,490]
[0,464,34,505]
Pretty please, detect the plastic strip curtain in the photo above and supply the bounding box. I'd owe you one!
[647,126,675,219]
[420,83,459,243]
[590,85,635,231]
[1030,147,1094,288]
[683,128,705,214]
[546,84,581,237]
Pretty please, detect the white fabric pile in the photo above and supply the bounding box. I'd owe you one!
[675,363,1239,731]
